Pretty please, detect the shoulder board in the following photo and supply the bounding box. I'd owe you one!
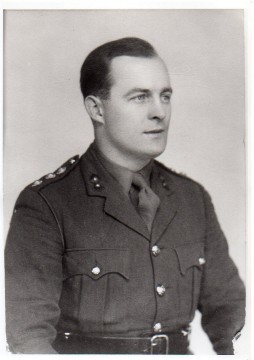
[155,160,204,189]
[29,154,80,191]
[155,160,191,181]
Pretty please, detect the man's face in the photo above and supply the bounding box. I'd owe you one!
[100,55,172,164]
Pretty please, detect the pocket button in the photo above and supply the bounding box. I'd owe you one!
[198,257,206,265]
[91,266,101,275]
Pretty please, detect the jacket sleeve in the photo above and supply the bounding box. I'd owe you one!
[198,187,245,355]
[5,187,64,353]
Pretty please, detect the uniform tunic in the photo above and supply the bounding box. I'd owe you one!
[5,143,245,354]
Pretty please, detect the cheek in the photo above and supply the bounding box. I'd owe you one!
[104,103,127,124]
[105,114,131,141]
[108,110,138,129]
[167,105,172,118]
[103,102,145,136]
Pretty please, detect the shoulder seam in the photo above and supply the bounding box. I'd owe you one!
[38,191,65,249]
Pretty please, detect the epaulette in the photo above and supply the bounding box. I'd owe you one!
[155,160,191,181]
[155,160,204,190]
[29,155,80,191]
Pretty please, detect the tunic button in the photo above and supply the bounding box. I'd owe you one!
[153,322,162,333]
[94,183,101,189]
[56,166,66,175]
[70,159,76,164]
[156,285,166,296]
[152,245,160,256]
[91,266,101,275]
[199,257,206,265]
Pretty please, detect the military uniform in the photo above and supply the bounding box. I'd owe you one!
[5,143,245,354]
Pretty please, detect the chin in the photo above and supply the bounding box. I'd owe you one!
[149,143,167,158]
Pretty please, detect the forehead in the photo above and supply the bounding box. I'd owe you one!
[109,56,171,90]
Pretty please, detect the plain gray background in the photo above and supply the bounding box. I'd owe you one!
[4,10,245,355]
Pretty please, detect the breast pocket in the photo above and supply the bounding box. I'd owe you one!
[175,242,205,317]
[61,248,130,333]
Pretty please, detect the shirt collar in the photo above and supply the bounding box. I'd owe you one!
[91,142,153,195]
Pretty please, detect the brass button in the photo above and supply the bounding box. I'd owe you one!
[45,173,56,179]
[152,245,160,257]
[94,183,101,189]
[199,257,206,265]
[156,285,166,296]
[32,180,42,187]
[153,322,162,332]
[91,266,101,275]
[56,166,66,175]
[70,159,76,164]
[181,329,188,336]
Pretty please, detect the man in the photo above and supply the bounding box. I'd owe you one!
[5,37,245,355]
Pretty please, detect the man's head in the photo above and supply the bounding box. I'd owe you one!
[81,37,172,170]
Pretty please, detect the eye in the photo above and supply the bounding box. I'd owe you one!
[132,94,148,103]
[161,94,171,103]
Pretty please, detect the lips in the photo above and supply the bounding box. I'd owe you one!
[144,129,164,134]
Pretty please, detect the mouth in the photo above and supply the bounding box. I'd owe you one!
[144,129,164,134]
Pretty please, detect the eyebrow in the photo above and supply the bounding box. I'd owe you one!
[124,87,173,97]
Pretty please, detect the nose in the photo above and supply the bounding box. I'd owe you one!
[148,98,167,121]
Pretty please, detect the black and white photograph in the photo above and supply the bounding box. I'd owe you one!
[2,4,249,357]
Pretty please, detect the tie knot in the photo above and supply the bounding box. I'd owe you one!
[132,172,148,191]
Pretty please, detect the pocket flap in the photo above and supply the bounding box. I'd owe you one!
[63,248,130,280]
[175,242,205,275]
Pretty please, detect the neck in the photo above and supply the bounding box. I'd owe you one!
[94,140,151,172]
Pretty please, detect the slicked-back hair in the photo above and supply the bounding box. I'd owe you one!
[80,37,157,100]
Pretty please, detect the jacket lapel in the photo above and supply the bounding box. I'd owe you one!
[104,191,150,240]
[150,163,178,243]
[80,146,150,240]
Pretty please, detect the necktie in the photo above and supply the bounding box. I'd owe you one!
[131,173,160,232]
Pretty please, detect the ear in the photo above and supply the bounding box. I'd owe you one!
[84,95,104,124]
